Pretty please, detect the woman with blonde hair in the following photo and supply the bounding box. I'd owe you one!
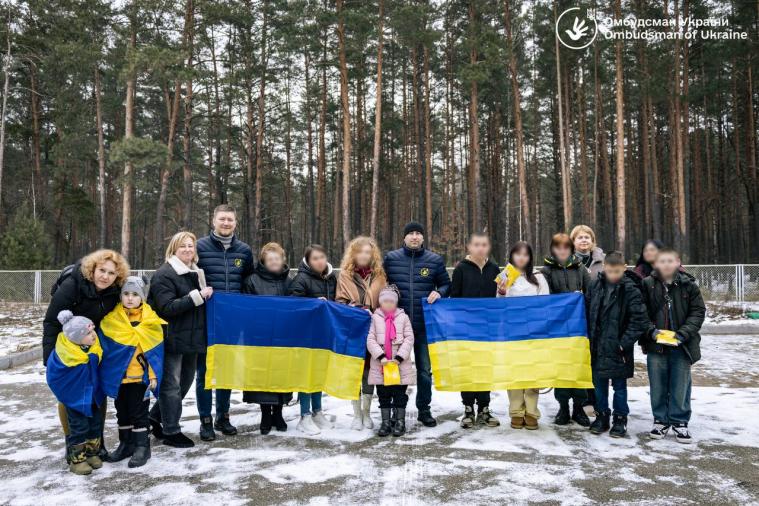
[148,231,212,448]
[570,225,605,280]
[336,236,387,430]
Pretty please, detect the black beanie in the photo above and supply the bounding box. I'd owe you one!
[403,221,425,237]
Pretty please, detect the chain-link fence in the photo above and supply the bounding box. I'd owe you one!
[0,265,757,305]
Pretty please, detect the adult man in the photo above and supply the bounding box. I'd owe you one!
[383,221,450,427]
[195,204,254,441]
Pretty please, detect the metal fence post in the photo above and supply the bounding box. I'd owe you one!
[738,264,744,304]
[33,270,41,304]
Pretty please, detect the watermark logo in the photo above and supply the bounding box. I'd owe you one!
[556,7,597,50]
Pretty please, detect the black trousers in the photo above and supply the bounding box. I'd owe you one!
[115,382,149,429]
[461,391,491,410]
[376,385,408,409]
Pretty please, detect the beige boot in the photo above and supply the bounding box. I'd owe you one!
[350,400,363,430]
[361,394,374,429]
[68,443,93,475]
[84,438,103,469]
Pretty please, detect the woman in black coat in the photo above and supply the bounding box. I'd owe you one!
[241,242,293,434]
[148,231,212,448]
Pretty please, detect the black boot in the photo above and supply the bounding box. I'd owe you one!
[589,411,611,435]
[417,410,437,427]
[149,417,164,439]
[260,405,273,435]
[162,431,194,448]
[554,402,570,425]
[128,430,151,468]
[572,402,591,427]
[106,428,134,462]
[272,404,287,432]
[392,408,406,437]
[97,434,110,462]
[214,413,238,436]
[609,414,628,438]
[378,408,392,437]
[199,416,216,441]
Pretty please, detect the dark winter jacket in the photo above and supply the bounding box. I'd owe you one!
[242,262,292,296]
[148,257,208,355]
[450,257,500,298]
[196,233,254,293]
[639,270,706,364]
[541,255,592,294]
[42,264,121,365]
[288,259,337,300]
[383,244,451,334]
[586,271,649,379]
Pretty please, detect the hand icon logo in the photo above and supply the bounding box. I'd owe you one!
[565,17,589,41]
[556,8,597,50]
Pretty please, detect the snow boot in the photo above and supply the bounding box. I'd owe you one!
[106,427,134,462]
[361,394,374,429]
[260,405,273,435]
[128,429,151,468]
[554,402,570,425]
[392,408,406,437]
[351,400,364,430]
[417,410,437,427]
[378,408,392,437]
[67,443,92,475]
[609,414,627,438]
[199,416,216,441]
[461,405,475,428]
[296,415,321,435]
[511,416,525,429]
[214,413,238,436]
[477,407,500,427]
[590,412,611,435]
[84,438,103,469]
[524,415,539,430]
[572,403,591,427]
[272,405,288,432]
[162,431,195,448]
[149,417,164,439]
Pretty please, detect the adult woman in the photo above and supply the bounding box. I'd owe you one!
[289,244,337,435]
[148,232,212,448]
[570,225,605,280]
[541,233,592,427]
[336,236,387,430]
[43,249,130,460]
[242,242,293,434]
[633,239,665,279]
[498,242,549,430]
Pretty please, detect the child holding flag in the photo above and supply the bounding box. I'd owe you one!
[99,276,166,467]
[46,311,104,475]
[497,241,549,430]
[366,285,415,437]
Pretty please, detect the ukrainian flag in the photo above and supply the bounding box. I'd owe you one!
[423,292,593,391]
[205,293,370,400]
[46,334,104,416]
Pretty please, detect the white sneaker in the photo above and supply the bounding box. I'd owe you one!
[672,425,693,444]
[361,394,374,429]
[312,411,334,429]
[649,422,670,440]
[296,415,321,435]
[351,401,364,430]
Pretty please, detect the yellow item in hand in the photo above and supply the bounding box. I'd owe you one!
[495,263,521,288]
[383,361,401,386]
[656,330,679,347]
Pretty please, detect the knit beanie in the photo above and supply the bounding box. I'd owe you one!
[378,285,400,305]
[121,275,147,301]
[403,221,425,237]
[57,310,94,345]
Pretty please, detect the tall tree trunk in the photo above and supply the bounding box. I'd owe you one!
[121,24,136,260]
[0,19,11,224]
[94,66,107,247]
[423,44,433,243]
[553,1,570,229]
[316,28,328,244]
[305,51,316,244]
[182,0,195,230]
[30,62,43,219]
[336,0,352,245]
[254,0,269,251]
[468,1,481,232]
[369,0,384,239]
[613,0,626,253]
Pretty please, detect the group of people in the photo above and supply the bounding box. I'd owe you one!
[42,205,706,476]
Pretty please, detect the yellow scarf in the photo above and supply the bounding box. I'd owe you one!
[99,303,166,353]
[55,332,103,367]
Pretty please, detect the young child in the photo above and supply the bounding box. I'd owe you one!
[640,248,705,443]
[498,241,549,430]
[366,285,415,437]
[99,276,165,467]
[450,232,501,429]
[46,310,104,475]
[586,252,648,438]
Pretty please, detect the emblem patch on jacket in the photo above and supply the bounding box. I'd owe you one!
[420,267,430,277]
[234,258,243,268]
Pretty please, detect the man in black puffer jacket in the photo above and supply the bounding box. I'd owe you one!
[384,222,450,427]
[194,204,254,441]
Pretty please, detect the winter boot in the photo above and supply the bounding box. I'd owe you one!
[477,407,500,427]
[510,417,525,429]
[554,402,570,425]
[609,414,627,438]
[361,394,374,429]
[272,405,288,432]
[296,415,320,435]
[162,431,194,448]
[97,434,109,461]
[149,417,164,439]
[214,413,238,436]
[260,405,273,435]
[84,438,103,469]
[67,443,92,475]
[106,427,134,462]
[589,412,611,435]
[417,410,437,427]
[351,400,364,430]
[461,405,475,428]
[571,402,591,427]
[199,416,216,441]
[392,408,406,437]
[378,408,392,437]
[128,429,151,468]
[524,415,539,430]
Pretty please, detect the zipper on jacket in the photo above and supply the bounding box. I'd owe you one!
[409,249,415,324]
[224,249,229,291]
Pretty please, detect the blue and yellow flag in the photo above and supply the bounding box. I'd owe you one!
[98,303,166,398]
[46,334,104,416]
[423,292,593,391]
[205,293,371,400]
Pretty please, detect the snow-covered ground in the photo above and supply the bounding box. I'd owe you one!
[0,305,45,357]
[1,334,758,505]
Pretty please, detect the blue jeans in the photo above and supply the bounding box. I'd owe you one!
[414,332,433,413]
[593,372,629,416]
[65,405,103,446]
[196,352,231,419]
[299,392,322,416]
[647,347,692,425]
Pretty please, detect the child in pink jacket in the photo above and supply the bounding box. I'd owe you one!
[366,285,415,437]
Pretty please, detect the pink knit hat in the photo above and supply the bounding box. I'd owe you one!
[378,285,400,305]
